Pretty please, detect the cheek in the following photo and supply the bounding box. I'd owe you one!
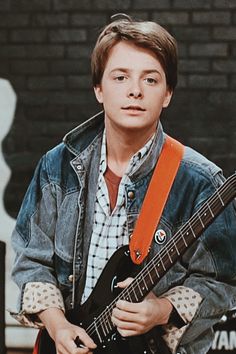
[153,90,170,109]
[104,88,123,105]
[149,95,165,110]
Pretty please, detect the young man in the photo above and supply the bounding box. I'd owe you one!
[11,15,236,354]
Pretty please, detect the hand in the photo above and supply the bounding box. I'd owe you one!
[111,277,172,338]
[53,321,96,354]
[38,308,97,354]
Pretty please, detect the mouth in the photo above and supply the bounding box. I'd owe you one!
[122,105,146,112]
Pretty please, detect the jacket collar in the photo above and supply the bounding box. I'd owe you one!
[63,110,165,180]
[63,111,105,157]
[128,122,165,182]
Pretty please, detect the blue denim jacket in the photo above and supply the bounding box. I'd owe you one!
[12,111,236,354]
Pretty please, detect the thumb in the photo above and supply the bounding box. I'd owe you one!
[117,277,134,288]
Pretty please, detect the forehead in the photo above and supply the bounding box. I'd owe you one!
[104,41,164,73]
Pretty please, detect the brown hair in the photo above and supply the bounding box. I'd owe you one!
[91,15,178,91]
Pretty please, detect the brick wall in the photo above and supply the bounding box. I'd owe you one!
[1,0,236,217]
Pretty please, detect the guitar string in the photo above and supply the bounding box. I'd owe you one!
[96,180,236,335]
[86,189,234,340]
[85,183,234,339]
[85,180,235,339]
[85,177,236,339]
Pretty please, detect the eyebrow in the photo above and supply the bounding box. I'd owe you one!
[110,68,161,75]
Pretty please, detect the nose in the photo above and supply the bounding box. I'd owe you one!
[127,80,143,99]
[129,90,142,98]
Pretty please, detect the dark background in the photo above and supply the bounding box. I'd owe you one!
[1,0,236,218]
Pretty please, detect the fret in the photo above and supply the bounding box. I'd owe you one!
[103,319,109,335]
[100,319,107,337]
[120,288,132,302]
[172,237,180,256]
[216,189,225,206]
[107,316,113,331]
[152,260,160,278]
[147,267,155,285]
[132,287,139,302]
[189,221,197,238]
[141,273,149,292]
[207,201,215,217]
[94,320,103,343]
[198,212,205,228]
[180,230,188,247]
[125,292,132,302]
[166,249,173,264]
[136,278,144,297]
[160,257,166,271]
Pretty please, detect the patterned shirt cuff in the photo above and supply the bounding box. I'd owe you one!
[160,286,202,353]
[10,282,65,329]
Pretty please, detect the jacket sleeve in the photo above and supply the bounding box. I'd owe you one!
[160,285,202,353]
[11,154,61,313]
[177,172,236,351]
[10,282,65,328]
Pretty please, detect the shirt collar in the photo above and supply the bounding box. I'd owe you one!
[99,128,156,177]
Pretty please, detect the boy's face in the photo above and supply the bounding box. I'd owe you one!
[94,41,172,135]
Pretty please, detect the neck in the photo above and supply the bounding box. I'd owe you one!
[105,120,157,177]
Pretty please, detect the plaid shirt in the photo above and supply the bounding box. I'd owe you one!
[82,130,155,302]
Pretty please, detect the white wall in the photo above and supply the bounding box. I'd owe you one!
[0,79,37,348]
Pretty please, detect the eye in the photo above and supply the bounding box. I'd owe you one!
[114,75,127,82]
[144,77,158,85]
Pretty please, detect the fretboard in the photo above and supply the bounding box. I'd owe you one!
[86,173,236,342]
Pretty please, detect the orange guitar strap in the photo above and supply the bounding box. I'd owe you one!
[32,329,42,354]
[129,135,184,265]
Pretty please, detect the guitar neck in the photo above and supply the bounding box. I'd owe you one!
[85,173,236,342]
[123,174,236,302]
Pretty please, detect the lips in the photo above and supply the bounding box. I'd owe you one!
[122,105,146,111]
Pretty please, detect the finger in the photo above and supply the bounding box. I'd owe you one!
[57,339,77,354]
[113,307,140,323]
[57,345,74,354]
[74,336,87,348]
[75,329,97,349]
[58,340,80,354]
[116,299,141,313]
[117,277,134,288]
[117,327,138,337]
[112,316,139,330]
[72,347,91,354]
[69,339,92,354]
[112,309,143,332]
[58,333,95,354]
[72,337,91,354]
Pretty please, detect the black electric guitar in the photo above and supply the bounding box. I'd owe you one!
[36,173,236,354]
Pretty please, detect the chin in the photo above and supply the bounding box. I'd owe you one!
[119,123,151,132]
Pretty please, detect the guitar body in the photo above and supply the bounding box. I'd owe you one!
[35,174,236,354]
[37,245,169,354]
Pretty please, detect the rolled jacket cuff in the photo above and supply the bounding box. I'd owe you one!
[10,281,65,329]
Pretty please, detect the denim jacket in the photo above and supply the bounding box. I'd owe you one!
[11,111,236,354]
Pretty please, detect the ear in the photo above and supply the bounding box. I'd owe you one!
[94,85,103,104]
[162,88,173,108]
